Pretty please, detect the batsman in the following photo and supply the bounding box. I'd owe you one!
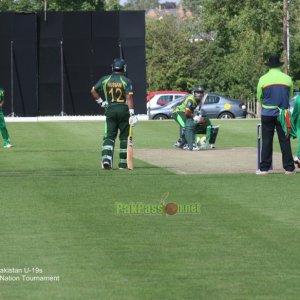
[91,58,137,170]
[173,86,204,150]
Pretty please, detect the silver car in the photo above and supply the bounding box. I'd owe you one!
[149,93,247,120]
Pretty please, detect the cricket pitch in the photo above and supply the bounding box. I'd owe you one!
[134,147,283,175]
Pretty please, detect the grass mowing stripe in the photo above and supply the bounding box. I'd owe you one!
[1,120,300,299]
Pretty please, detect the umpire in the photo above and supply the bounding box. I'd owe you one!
[91,58,137,170]
[257,54,295,175]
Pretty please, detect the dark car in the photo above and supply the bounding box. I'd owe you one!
[149,93,247,120]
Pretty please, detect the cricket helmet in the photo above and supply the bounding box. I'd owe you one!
[112,58,126,72]
[193,86,204,94]
[193,86,204,101]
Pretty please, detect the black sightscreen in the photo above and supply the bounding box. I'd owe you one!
[91,11,120,116]
[0,11,146,116]
[38,13,63,115]
[63,12,94,115]
[0,13,13,115]
[12,13,38,116]
[119,11,146,114]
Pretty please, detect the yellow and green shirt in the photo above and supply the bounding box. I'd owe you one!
[174,95,198,115]
[257,68,293,116]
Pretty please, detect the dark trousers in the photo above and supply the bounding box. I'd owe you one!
[260,115,295,171]
[102,105,130,168]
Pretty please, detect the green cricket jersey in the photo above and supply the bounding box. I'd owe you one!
[94,73,133,106]
[174,95,198,114]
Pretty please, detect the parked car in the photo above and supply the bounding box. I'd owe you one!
[147,90,188,101]
[149,93,247,120]
[146,91,188,110]
[202,93,247,119]
[149,96,186,120]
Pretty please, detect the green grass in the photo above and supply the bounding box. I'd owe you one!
[0,119,300,299]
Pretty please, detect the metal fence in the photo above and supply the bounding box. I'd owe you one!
[246,99,259,118]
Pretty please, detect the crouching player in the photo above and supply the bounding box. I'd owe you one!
[193,111,219,149]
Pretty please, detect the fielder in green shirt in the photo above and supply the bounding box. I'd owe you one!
[292,94,300,167]
[91,58,137,170]
[0,88,13,148]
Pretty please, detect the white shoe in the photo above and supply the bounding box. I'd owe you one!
[256,170,269,175]
[210,144,216,149]
[174,141,184,148]
[183,145,200,151]
[285,170,296,175]
[294,157,300,168]
[3,144,13,148]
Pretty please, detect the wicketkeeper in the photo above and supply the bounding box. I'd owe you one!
[91,58,137,170]
[193,111,219,149]
[0,88,13,148]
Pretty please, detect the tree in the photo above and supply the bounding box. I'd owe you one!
[181,0,203,15]
[197,0,284,99]
[289,0,300,89]
[104,0,121,10]
[122,0,159,11]
[0,0,105,12]
[146,15,208,92]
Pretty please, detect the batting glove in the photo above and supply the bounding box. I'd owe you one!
[96,98,103,105]
[193,114,202,123]
[101,101,108,108]
[129,115,138,127]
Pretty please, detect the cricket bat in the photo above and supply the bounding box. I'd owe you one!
[127,125,134,170]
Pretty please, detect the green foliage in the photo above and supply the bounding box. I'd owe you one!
[122,0,159,11]
[48,0,104,11]
[289,0,300,83]
[197,0,284,99]
[104,0,121,11]
[146,0,300,99]
[181,0,203,14]
[0,0,41,11]
[146,15,207,92]
[0,0,105,12]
